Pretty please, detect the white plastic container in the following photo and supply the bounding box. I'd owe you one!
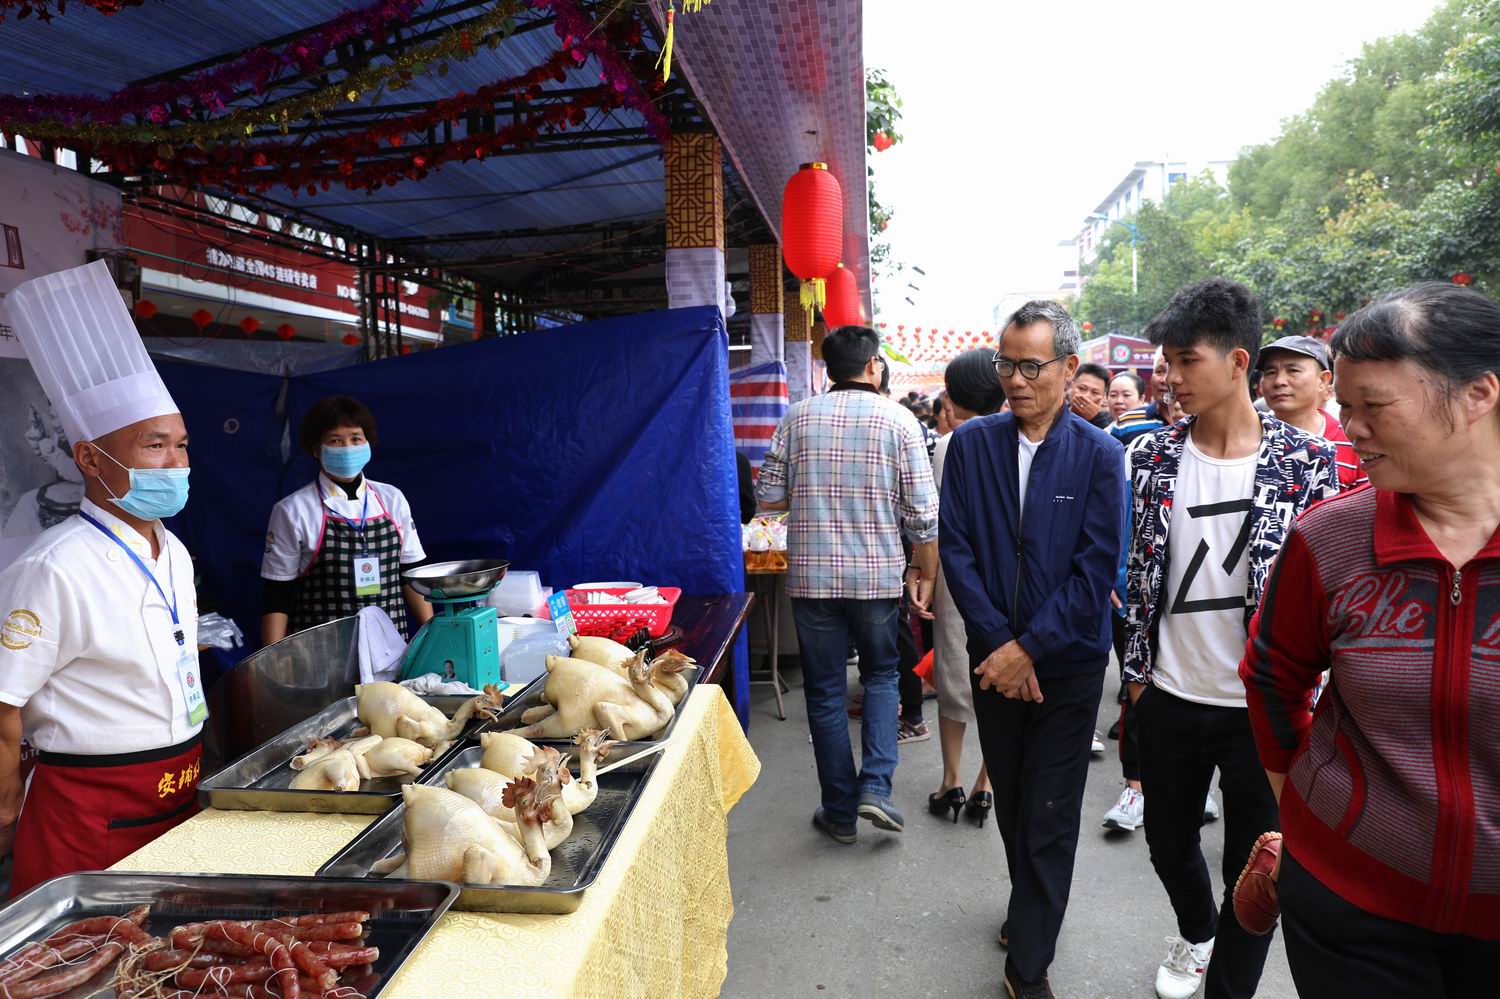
[501,633,569,686]
[489,570,544,617]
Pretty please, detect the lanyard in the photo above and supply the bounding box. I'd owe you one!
[80,511,183,646]
[331,487,371,554]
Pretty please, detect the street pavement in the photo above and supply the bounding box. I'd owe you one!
[722,662,1297,999]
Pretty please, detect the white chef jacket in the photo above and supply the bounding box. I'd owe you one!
[260,474,425,582]
[0,498,201,755]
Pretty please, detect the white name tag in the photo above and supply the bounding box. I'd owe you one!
[177,646,208,725]
[353,554,381,597]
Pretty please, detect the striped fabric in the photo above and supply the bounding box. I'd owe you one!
[730,360,789,472]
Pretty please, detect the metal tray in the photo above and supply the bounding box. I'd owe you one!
[200,694,492,814]
[482,663,701,745]
[317,745,661,913]
[0,871,458,998]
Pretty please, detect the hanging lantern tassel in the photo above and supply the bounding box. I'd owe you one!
[657,4,675,81]
[800,276,826,312]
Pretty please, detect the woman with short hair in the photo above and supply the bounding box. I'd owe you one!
[1239,282,1500,995]
[260,396,432,645]
[928,350,1005,825]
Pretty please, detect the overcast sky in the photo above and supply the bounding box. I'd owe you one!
[863,0,1447,328]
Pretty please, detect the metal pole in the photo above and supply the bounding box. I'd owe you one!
[1131,235,1138,297]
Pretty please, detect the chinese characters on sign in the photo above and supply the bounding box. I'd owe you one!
[206,247,320,290]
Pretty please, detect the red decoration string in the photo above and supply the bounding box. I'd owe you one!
[0,0,424,125]
[0,0,147,24]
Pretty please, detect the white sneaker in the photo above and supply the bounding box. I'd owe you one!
[1203,792,1220,823]
[1155,935,1213,999]
[1102,786,1145,831]
[1091,730,1106,754]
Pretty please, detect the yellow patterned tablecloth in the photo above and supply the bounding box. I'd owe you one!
[114,686,761,999]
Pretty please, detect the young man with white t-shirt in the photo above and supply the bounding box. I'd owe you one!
[1121,279,1341,999]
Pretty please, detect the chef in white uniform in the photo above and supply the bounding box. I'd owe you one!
[0,261,204,897]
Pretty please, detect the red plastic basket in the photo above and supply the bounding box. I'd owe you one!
[564,587,682,638]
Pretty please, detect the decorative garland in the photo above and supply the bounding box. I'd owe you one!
[0,0,146,24]
[11,0,528,145]
[532,0,667,140]
[92,11,663,198]
[0,0,424,126]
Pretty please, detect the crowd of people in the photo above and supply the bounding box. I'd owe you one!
[754,277,1500,999]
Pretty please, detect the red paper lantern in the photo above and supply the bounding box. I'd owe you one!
[872,130,894,152]
[239,316,260,336]
[781,163,843,310]
[1082,321,1093,333]
[1453,272,1474,286]
[276,323,296,341]
[1273,318,1287,330]
[191,309,213,330]
[821,263,864,329]
[135,299,158,320]
[400,344,413,355]
[341,333,360,346]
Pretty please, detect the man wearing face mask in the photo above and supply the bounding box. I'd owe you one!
[259,396,431,646]
[0,261,204,895]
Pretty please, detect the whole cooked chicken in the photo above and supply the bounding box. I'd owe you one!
[516,653,682,742]
[566,637,696,705]
[446,747,574,849]
[477,729,615,815]
[355,737,434,779]
[290,734,381,771]
[397,778,558,887]
[289,749,362,791]
[354,682,505,753]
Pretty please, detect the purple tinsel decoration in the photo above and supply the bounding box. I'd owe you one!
[0,0,424,127]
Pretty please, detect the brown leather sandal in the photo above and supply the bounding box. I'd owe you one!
[1233,831,1283,936]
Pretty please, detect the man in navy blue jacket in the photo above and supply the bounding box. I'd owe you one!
[940,300,1125,999]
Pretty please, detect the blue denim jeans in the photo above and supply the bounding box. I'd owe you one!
[790,597,901,825]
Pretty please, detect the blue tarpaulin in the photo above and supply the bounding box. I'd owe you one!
[161,307,749,722]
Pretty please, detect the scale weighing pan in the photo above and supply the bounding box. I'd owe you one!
[403,559,509,597]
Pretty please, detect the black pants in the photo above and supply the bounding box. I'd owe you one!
[1109,614,1140,781]
[972,668,1104,983]
[894,595,923,724]
[1136,685,1279,999]
[1280,851,1500,998]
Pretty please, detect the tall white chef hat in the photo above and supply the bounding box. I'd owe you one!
[3,260,179,444]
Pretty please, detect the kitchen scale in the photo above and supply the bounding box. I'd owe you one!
[399,559,510,689]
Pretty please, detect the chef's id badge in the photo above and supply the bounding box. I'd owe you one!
[177,647,208,725]
[353,554,381,596]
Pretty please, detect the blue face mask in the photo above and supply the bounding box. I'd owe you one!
[94,445,191,520]
[322,443,371,480]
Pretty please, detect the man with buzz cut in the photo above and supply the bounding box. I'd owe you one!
[1123,279,1341,999]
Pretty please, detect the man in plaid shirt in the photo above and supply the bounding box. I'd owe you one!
[756,325,940,843]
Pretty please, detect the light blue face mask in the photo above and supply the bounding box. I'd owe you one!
[322,442,371,480]
[94,445,191,520]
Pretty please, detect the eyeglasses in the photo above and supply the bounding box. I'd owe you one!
[993,354,1067,380]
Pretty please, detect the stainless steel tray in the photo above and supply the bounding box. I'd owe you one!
[482,663,701,745]
[200,694,491,814]
[0,871,458,998]
[317,745,661,913]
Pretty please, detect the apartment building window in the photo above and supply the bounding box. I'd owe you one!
[1168,172,1187,185]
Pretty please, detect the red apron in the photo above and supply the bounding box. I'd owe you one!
[9,734,201,898]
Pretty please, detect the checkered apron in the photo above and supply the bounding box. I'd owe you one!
[289,494,409,636]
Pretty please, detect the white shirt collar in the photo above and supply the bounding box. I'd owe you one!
[80,496,165,560]
[319,472,367,507]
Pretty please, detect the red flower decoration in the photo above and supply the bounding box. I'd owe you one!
[135,299,158,319]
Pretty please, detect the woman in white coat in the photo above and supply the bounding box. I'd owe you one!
[928,350,1006,826]
[260,397,432,645]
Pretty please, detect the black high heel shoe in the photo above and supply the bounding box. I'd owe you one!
[965,791,993,828]
[928,787,966,823]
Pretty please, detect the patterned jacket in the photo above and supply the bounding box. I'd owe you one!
[1122,410,1340,685]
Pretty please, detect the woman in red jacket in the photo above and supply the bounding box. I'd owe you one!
[1238,282,1500,996]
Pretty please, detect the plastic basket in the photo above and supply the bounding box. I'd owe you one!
[564,586,682,638]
